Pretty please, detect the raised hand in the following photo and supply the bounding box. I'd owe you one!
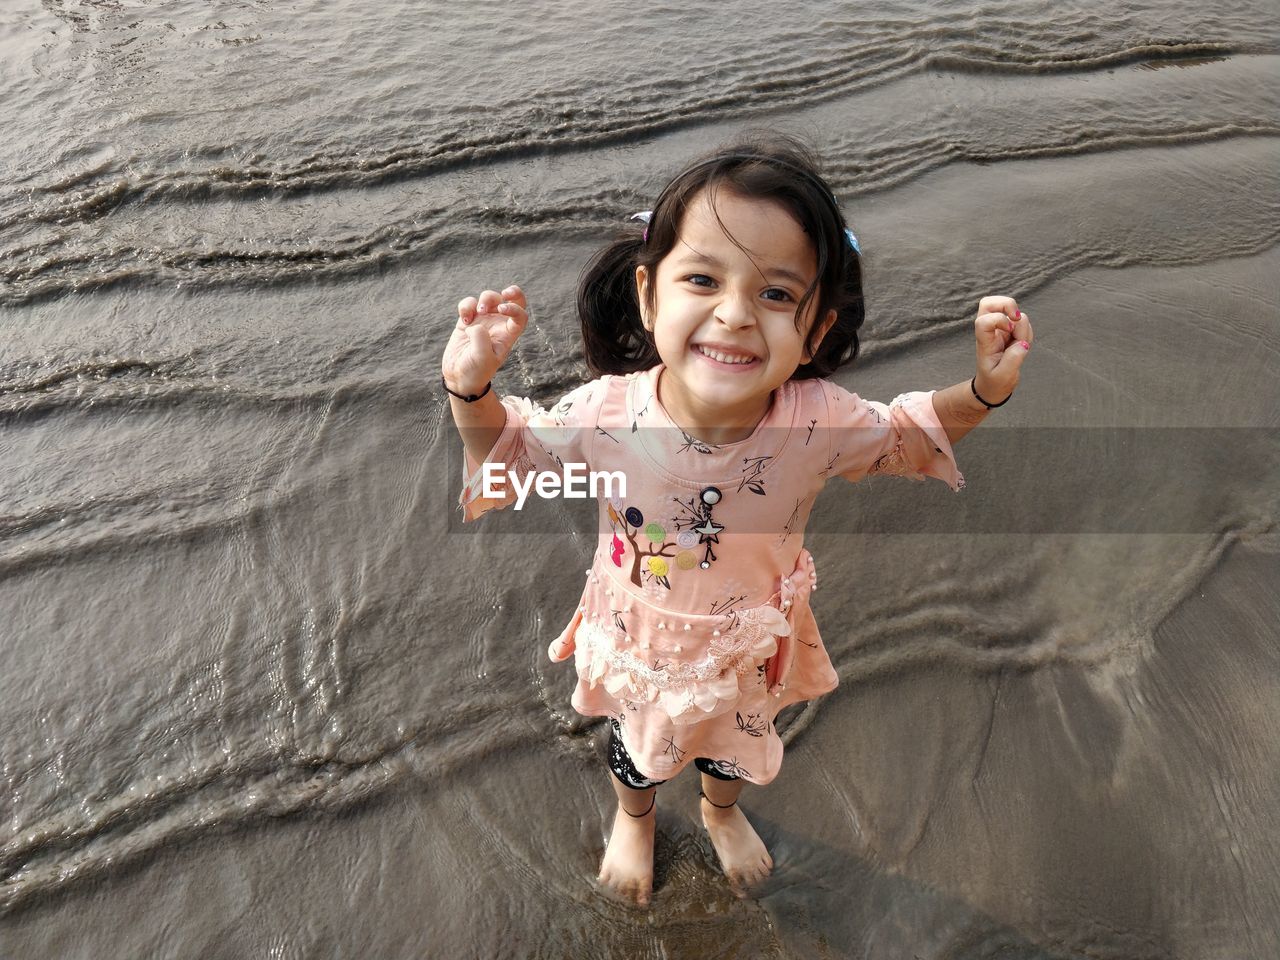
[973,295,1033,405]
[442,285,529,396]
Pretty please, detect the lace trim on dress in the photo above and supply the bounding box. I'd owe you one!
[577,605,792,724]
[866,394,916,478]
[867,436,912,477]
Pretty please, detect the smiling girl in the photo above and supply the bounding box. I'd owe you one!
[442,131,1032,907]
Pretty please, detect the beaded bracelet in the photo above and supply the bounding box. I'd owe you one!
[442,377,492,403]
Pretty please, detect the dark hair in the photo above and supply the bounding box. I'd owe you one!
[577,129,864,380]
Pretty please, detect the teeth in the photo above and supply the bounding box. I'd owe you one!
[696,345,755,364]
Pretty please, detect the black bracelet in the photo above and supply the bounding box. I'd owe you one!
[971,377,1011,409]
[442,377,492,403]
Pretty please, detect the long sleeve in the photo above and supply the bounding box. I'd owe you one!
[458,378,609,521]
[821,382,964,492]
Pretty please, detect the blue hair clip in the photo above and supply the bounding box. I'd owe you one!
[844,227,861,255]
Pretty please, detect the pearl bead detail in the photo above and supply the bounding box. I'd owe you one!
[673,645,682,653]
[683,623,691,631]
[712,630,720,637]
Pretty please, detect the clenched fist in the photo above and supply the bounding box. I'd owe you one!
[972,295,1033,405]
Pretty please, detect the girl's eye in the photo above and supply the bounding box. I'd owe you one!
[684,275,794,302]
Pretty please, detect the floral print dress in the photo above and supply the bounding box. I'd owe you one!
[460,365,962,784]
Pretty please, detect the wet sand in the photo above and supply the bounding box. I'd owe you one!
[2,1,1278,957]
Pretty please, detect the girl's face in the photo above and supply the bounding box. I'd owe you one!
[635,187,836,429]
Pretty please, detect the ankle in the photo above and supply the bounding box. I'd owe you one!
[699,790,739,818]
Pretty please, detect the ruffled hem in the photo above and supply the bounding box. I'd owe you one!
[574,605,789,725]
[872,391,965,492]
[548,550,829,726]
[456,396,543,522]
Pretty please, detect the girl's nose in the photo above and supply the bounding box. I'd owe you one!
[714,292,756,330]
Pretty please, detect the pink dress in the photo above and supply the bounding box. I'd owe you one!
[460,365,962,785]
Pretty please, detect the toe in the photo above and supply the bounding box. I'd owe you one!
[631,881,650,907]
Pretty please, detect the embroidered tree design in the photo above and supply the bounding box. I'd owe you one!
[608,502,678,587]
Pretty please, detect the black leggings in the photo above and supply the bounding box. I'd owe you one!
[606,718,740,789]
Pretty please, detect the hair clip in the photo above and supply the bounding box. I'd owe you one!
[628,208,858,254]
[629,210,652,243]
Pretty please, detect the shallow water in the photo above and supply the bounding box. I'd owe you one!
[1,1,1278,957]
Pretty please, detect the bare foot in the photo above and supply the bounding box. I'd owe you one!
[598,801,656,907]
[700,796,773,897]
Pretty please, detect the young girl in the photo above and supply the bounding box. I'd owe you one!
[441,132,1032,907]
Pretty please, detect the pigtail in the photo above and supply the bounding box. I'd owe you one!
[797,246,864,379]
[577,234,660,377]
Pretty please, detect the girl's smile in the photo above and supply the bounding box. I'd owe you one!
[635,187,836,444]
[691,342,761,369]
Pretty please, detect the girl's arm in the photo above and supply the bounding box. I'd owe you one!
[448,391,507,468]
[931,378,994,447]
[442,285,529,464]
[933,296,1034,446]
